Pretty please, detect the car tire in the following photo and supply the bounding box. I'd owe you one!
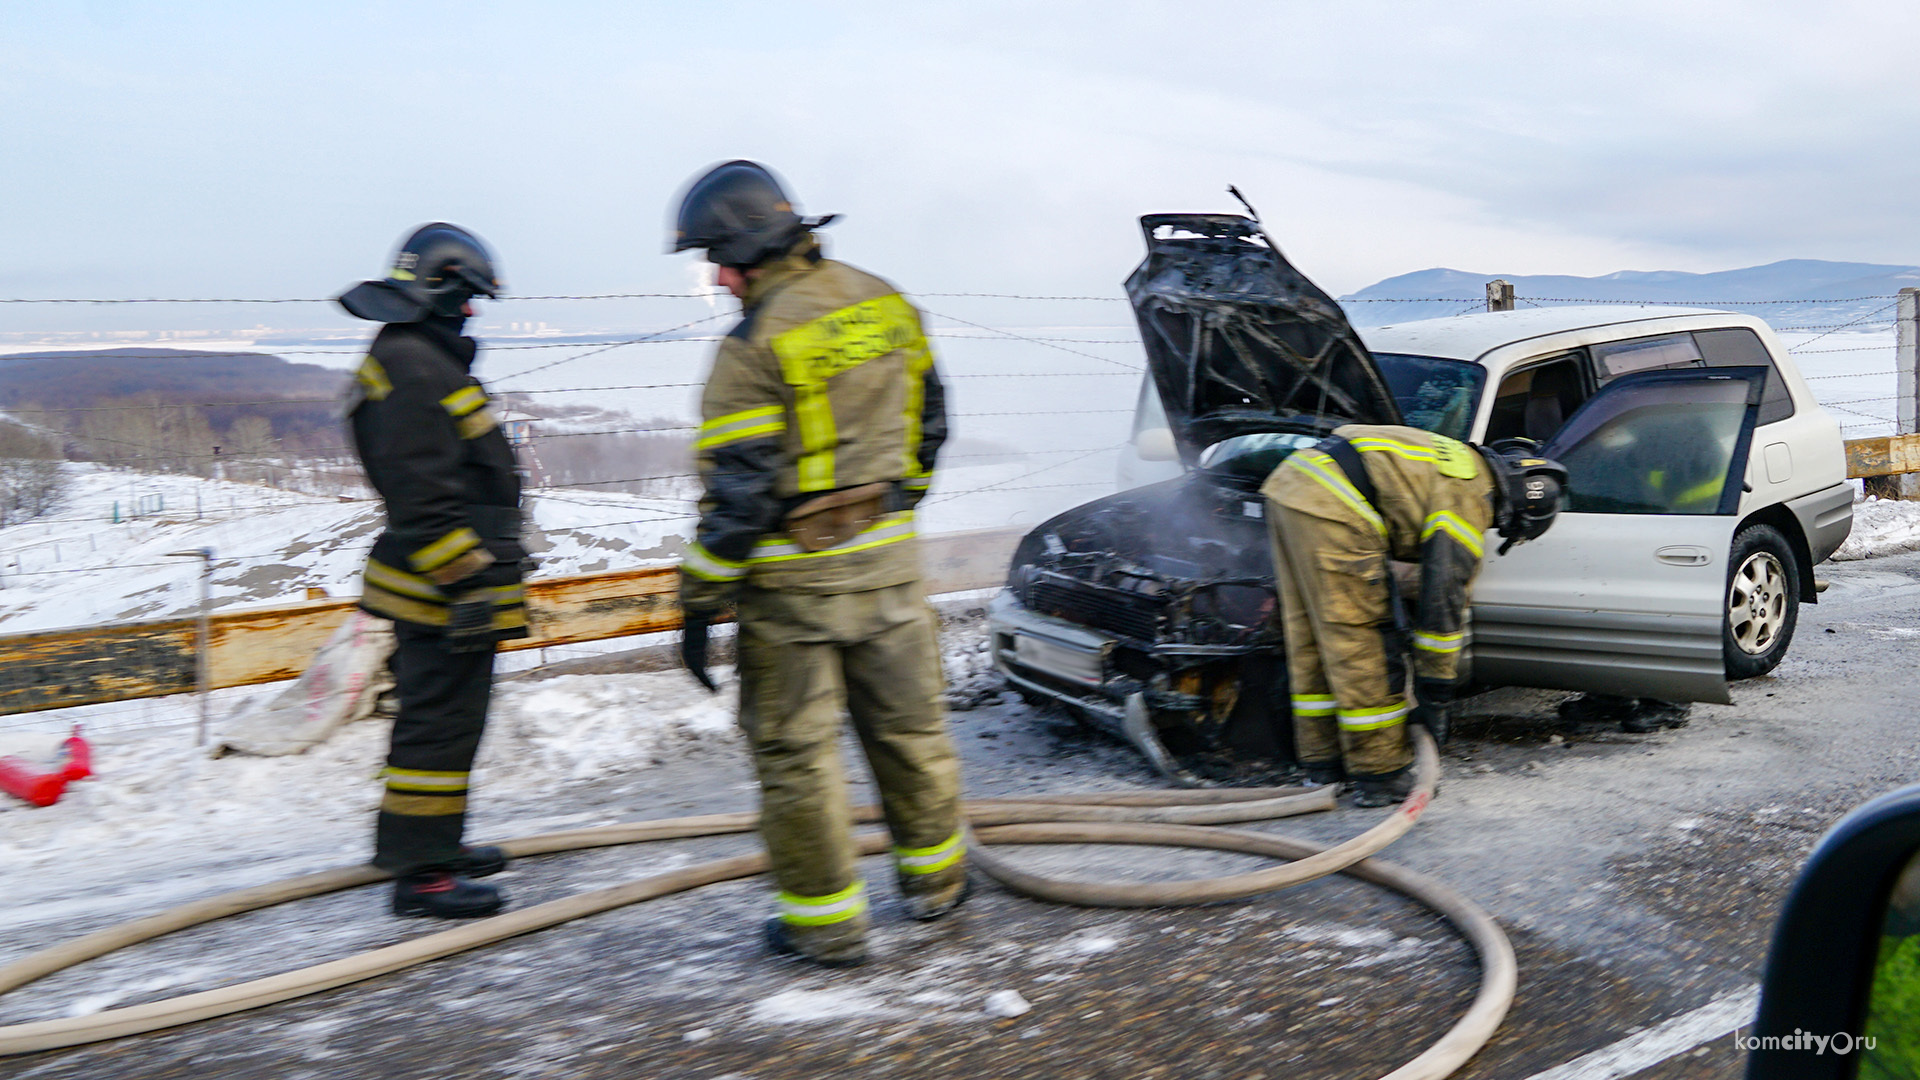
[1724,523,1799,680]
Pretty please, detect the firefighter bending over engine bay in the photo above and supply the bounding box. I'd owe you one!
[669,160,968,968]
[1263,425,1567,806]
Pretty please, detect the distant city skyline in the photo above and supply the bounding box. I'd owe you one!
[4,2,1917,335]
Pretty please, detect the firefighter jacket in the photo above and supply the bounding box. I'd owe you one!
[346,319,530,639]
[1286,423,1495,684]
[678,235,947,615]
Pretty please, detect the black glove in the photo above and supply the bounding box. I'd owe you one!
[681,613,717,693]
[1412,676,1454,747]
[445,589,495,654]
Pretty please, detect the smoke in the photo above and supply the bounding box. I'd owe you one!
[685,261,722,311]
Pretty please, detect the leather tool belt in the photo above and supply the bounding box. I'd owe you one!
[781,482,893,552]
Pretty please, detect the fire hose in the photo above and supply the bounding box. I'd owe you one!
[0,729,1514,1079]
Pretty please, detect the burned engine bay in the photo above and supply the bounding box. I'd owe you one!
[1003,460,1320,774]
[992,205,1405,779]
[1010,470,1287,652]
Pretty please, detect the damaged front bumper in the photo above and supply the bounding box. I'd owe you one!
[987,589,1280,783]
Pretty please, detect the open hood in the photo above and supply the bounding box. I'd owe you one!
[1124,213,1402,462]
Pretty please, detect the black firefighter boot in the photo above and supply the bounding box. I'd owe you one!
[1349,767,1415,808]
[443,844,509,878]
[393,872,506,919]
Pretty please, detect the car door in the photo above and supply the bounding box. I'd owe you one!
[1470,367,1768,704]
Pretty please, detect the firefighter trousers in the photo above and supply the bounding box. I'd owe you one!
[734,580,965,948]
[373,622,496,874]
[1266,498,1413,779]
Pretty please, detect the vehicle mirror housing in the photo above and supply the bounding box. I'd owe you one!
[1135,427,1178,462]
[1750,782,1920,1078]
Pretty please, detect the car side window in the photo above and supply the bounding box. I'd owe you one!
[1591,329,1795,426]
[1544,373,1759,515]
[1591,333,1703,379]
[1695,328,1796,426]
[1483,354,1589,445]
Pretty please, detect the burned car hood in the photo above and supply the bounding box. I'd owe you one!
[1125,213,1402,462]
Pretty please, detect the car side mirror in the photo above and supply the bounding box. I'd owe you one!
[1134,428,1178,462]
[1749,784,1920,1078]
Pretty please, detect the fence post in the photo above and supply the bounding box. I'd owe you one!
[1900,288,1920,499]
[1486,279,1515,312]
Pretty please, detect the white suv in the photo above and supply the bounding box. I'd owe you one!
[992,214,1850,771]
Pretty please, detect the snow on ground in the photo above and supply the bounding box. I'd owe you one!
[0,660,748,933]
[1831,495,1920,560]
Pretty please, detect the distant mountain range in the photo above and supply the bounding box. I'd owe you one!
[1338,259,1920,329]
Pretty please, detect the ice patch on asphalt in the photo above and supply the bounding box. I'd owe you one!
[750,987,905,1023]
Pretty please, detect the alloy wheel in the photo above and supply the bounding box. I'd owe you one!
[1728,550,1788,656]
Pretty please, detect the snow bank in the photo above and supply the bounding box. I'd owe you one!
[0,664,742,910]
[1829,496,1920,561]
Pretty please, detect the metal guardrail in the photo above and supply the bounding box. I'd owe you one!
[0,528,1024,716]
[1845,434,1920,479]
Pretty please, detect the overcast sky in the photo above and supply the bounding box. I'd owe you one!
[3,1,1917,330]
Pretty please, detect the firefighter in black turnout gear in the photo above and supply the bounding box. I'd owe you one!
[339,223,527,919]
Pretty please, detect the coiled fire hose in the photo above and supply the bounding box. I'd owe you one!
[0,729,1514,1079]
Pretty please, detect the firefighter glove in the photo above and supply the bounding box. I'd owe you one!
[1412,676,1453,747]
[681,614,717,693]
[445,589,495,654]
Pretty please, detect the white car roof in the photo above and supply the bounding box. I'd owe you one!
[1358,305,1732,363]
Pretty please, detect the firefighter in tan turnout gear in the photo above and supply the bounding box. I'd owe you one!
[338,223,527,919]
[1263,425,1566,806]
[669,161,967,968]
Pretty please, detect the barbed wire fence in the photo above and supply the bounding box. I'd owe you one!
[1,282,1916,733]
[0,284,1909,579]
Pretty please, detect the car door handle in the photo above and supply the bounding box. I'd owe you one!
[1656,545,1712,566]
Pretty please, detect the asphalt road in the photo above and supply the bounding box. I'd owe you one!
[6,551,1920,1079]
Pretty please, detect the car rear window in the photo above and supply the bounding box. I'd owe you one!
[1371,353,1486,441]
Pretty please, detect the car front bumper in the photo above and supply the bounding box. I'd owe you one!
[987,588,1130,729]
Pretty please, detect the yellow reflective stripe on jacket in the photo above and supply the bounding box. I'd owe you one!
[769,292,926,493]
[1421,510,1486,558]
[894,831,965,875]
[1338,701,1410,731]
[697,404,789,450]
[456,409,498,440]
[1285,452,1386,536]
[1291,694,1338,716]
[440,385,488,418]
[1674,474,1726,511]
[365,559,444,602]
[1414,630,1467,654]
[1348,436,1438,463]
[681,539,749,583]
[355,356,393,401]
[409,527,482,572]
[382,768,470,792]
[776,879,868,926]
[748,512,915,564]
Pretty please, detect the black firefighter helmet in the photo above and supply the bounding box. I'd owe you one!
[1477,439,1569,555]
[669,160,835,269]
[338,223,502,323]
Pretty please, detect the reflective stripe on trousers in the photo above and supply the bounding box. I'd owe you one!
[776,879,869,926]
[893,831,964,875]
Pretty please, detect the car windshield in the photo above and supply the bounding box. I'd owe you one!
[1372,353,1486,441]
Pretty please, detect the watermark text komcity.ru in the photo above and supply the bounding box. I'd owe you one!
[1734,1029,1878,1055]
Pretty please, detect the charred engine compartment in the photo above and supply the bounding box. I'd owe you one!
[1010,475,1277,650]
[1004,471,1295,774]
[994,206,1401,780]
